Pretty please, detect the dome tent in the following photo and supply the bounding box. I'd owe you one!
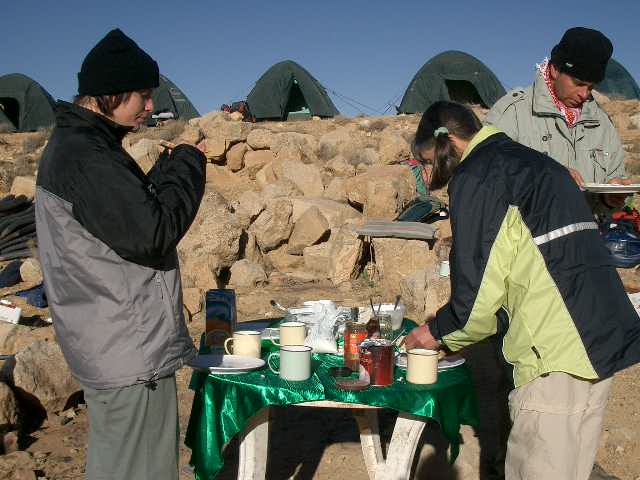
[0,73,56,132]
[596,58,640,100]
[246,60,339,121]
[147,74,200,125]
[398,51,506,114]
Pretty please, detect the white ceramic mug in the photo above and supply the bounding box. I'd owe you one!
[406,348,439,384]
[271,321,307,347]
[223,331,262,358]
[267,345,312,381]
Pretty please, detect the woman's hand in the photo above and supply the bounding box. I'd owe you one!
[404,322,441,351]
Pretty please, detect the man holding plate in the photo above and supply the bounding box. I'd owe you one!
[486,27,630,216]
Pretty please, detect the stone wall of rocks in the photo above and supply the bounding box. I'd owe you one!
[122,112,454,319]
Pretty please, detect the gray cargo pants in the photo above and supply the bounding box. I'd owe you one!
[82,375,179,480]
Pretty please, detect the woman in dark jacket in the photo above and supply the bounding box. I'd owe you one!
[36,29,206,480]
[405,101,640,479]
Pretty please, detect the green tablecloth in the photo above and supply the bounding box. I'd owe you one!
[185,320,479,480]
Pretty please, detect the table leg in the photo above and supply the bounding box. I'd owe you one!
[353,410,385,479]
[378,413,426,480]
[237,407,270,480]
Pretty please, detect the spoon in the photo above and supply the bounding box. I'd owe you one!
[269,299,288,312]
[393,294,401,311]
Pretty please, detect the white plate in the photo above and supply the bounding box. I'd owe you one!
[394,353,466,370]
[583,183,640,194]
[187,354,265,374]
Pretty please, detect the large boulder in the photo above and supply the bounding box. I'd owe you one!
[400,268,451,320]
[0,323,54,357]
[182,287,203,316]
[244,150,275,177]
[317,127,352,161]
[280,160,324,197]
[290,198,362,228]
[178,190,242,269]
[261,179,302,200]
[323,177,348,204]
[203,138,227,162]
[0,452,36,480]
[265,246,304,272]
[271,132,317,164]
[10,340,81,415]
[246,129,273,150]
[226,142,247,172]
[228,260,267,288]
[378,130,411,165]
[326,225,363,285]
[200,116,252,145]
[325,155,356,177]
[303,243,331,279]
[344,165,415,219]
[249,198,293,252]
[240,231,264,266]
[233,190,266,229]
[0,382,18,432]
[9,177,36,199]
[372,238,438,294]
[287,206,330,255]
[255,162,278,187]
[205,164,245,196]
[180,255,222,290]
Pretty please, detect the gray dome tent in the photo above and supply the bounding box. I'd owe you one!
[147,74,200,126]
[0,73,56,132]
[398,51,506,114]
[246,60,339,121]
[596,58,640,100]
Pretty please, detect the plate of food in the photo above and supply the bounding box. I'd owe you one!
[187,354,265,374]
[583,183,640,194]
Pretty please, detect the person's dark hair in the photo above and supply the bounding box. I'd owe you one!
[73,92,132,116]
[414,101,482,190]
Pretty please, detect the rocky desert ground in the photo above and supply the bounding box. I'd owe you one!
[0,95,639,479]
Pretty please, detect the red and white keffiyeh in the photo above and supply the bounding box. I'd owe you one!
[537,58,582,128]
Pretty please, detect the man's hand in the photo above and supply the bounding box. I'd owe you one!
[568,168,585,188]
[405,322,441,351]
[603,177,631,209]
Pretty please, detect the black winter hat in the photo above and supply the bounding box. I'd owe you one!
[550,27,613,83]
[77,28,159,95]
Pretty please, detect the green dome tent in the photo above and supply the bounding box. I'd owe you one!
[596,58,640,100]
[398,51,506,114]
[246,60,339,121]
[147,74,200,126]
[0,73,56,132]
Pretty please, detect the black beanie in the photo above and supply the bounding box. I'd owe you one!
[77,28,159,96]
[550,27,613,83]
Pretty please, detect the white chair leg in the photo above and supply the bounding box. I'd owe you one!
[238,407,270,480]
[378,413,426,480]
[353,409,384,479]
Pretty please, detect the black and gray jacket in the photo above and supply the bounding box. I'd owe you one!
[35,101,206,389]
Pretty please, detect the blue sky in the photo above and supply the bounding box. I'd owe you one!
[3,1,639,117]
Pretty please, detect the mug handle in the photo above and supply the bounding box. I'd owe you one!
[270,335,281,346]
[267,352,279,374]
[223,337,234,355]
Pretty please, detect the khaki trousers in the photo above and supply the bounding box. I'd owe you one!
[505,372,612,480]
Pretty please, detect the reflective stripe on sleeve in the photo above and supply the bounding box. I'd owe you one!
[533,222,598,246]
